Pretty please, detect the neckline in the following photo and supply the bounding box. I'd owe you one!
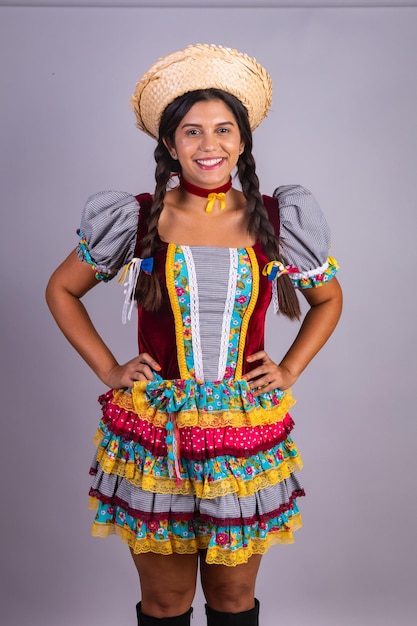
[156,239,262,252]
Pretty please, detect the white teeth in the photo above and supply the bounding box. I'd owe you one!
[197,158,223,166]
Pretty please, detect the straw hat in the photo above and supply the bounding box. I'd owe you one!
[130,43,272,140]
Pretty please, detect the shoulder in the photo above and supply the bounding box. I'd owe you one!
[80,190,154,236]
[81,190,148,221]
[268,184,338,288]
[263,184,328,237]
[268,184,329,235]
[77,190,152,280]
[273,184,323,218]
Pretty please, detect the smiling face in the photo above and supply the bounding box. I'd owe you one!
[164,99,244,189]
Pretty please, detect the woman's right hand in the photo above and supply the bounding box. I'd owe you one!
[105,353,161,389]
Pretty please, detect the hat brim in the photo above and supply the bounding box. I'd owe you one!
[130,44,272,140]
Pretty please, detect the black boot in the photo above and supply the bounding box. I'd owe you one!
[136,602,193,625]
[205,599,259,625]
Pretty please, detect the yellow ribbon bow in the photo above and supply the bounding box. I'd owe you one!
[205,192,227,213]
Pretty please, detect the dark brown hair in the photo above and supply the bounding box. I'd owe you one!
[136,88,301,319]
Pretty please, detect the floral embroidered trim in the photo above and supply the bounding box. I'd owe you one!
[76,230,113,281]
[166,244,191,379]
[291,256,339,289]
[235,247,259,379]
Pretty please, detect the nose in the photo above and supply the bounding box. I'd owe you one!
[199,131,218,152]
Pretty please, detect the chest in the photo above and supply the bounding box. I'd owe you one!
[158,203,255,248]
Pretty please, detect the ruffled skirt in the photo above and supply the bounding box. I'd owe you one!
[89,376,305,566]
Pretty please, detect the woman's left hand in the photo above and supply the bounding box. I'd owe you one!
[242,350,297,395]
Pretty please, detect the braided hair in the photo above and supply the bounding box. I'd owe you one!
[135,88,301,319]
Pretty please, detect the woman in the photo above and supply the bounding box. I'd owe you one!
[46,44,342,626]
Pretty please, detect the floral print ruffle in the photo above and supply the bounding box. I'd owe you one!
[127,373,296,426]
[89,498,303,566]
[291,256,339,289]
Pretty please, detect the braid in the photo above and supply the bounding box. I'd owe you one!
[135,144,175,311]
[238,149,301,320]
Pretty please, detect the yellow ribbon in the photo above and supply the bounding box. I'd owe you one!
[117,260,133,285]
[328,256,339,269]
[205,192,227,213]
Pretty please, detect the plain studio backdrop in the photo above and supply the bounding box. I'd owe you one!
[1,1,416,625]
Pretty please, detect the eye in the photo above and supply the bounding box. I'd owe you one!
[186,128,200,136]
[217,127,230,134]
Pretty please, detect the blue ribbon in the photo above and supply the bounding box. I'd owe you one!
[141,257,154,275]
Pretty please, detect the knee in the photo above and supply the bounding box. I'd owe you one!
[203,580,255,613]
[141,587,195,618]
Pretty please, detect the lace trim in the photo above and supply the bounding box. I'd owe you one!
[183,246,203,380]
[93,449,303,498]
[218,248,238,380]
[113,386,296,428]
[90,512,302,565]
[236,247,259,379]
[93,426,107,447]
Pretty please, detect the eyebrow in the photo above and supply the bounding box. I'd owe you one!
[180,121,236,129]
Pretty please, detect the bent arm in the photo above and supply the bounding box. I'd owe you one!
[45,249,120,385]
[278,276,343,382]
[245,277,343,393]
[46,250,161,387]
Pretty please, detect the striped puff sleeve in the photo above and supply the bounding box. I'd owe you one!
[76,190,140,281]
[273,184,339,290]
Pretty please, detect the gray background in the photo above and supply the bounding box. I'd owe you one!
[1,1,416,625]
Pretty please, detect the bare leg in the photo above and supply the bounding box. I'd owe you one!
[200,551,262,612]
[130,551,198,618]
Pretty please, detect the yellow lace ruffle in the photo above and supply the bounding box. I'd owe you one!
[112,386,296,429]
[90,512,302,566]
[92,443,303,499]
